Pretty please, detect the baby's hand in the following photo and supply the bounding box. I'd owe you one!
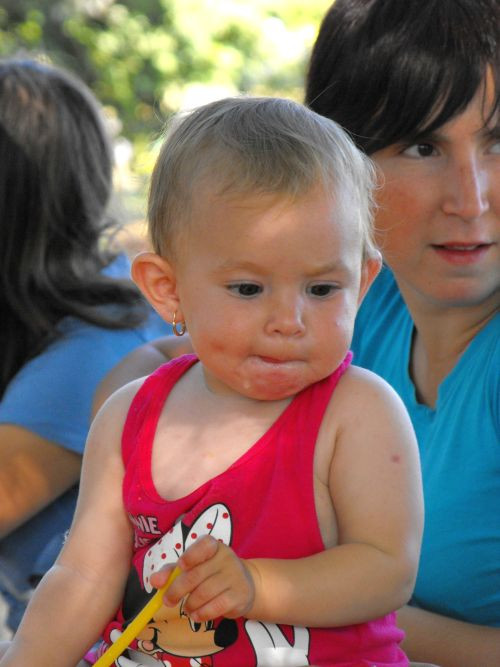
[151,534,255,621]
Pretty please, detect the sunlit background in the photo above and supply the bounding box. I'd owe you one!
[0,0,329,249]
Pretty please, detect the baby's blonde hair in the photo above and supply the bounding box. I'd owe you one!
[148,96,378,260]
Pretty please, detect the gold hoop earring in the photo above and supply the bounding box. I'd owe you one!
[172,310,186,337]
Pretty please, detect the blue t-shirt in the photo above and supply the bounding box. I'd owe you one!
[0,255,170,630]
[351,266,500,627]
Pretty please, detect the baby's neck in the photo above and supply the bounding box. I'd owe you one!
[192,361,294,411]
[150,363,293,500]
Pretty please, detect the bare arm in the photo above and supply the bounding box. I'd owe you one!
[0,383,140,667]
[0,426,81,538]
[398,604,500,667]
[249,367,423,625]
[92,335,193,416]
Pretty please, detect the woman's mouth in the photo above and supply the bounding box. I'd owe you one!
[432,243,493,265]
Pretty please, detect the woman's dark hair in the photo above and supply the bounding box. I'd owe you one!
[0,58,147,397]
[305,0,500,154]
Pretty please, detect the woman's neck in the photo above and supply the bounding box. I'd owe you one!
[401,289,498,408]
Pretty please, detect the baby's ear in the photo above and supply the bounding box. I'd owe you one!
[132,251,181,322]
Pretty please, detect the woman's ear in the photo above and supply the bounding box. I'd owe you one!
[357,250,382,306]
[132,251,182,323]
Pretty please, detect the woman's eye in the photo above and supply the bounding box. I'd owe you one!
[308,284,337,297]
[402,142,437,158]
[227,283,262,297]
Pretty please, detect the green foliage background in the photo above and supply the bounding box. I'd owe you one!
[0,0,328,183]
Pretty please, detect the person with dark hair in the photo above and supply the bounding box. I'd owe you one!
[0,58,169,632]
[305,1,499,665]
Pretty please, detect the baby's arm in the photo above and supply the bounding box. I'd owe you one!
[0,382,141,667]
[254,366,423,625]
[156,367,423,628]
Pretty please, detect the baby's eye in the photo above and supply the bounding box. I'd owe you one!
[307,283,338,298]
[227,282,262,297]
[402,142,437,158]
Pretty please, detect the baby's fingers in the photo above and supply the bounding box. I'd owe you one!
[149,562,177,590]
[179,534,219,570]
[159,536,218,605]
[187,585,238,622]
[184,569,253,621]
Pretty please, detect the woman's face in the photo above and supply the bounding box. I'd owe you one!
[372,71,499,312]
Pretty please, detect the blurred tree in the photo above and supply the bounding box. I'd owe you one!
[0,0,326,144]
[0,0,327,220]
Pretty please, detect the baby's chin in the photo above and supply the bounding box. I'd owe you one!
[201,356,335,401]
[235,362,326,401]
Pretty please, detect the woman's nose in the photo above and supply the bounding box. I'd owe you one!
[441,154,490,221]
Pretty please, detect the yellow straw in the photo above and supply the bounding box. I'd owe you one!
[93,566,181,667]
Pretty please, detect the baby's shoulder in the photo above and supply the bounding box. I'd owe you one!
[315,364,418,489]
[336,363,404,402]
[325,364,413,435]
[96,375,149,416]
[89,375,149,446]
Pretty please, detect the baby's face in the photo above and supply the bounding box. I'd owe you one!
[173,185,379,401]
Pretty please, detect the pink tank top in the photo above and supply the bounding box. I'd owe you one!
[101,353,408,667]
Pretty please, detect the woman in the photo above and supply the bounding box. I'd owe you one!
[305,1,499,665]
[0,58,170,633]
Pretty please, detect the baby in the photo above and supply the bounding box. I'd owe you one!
[0,96,423,667]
